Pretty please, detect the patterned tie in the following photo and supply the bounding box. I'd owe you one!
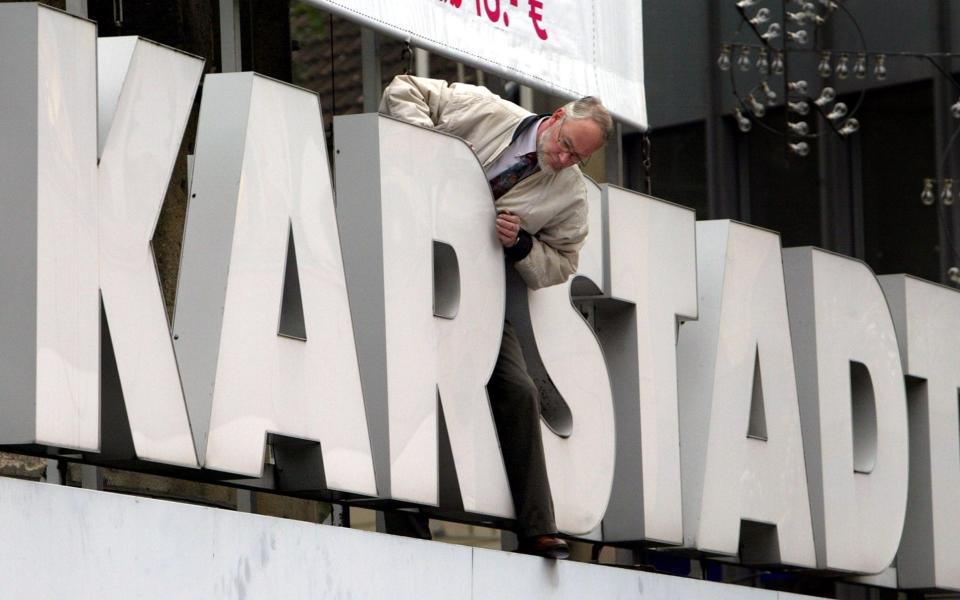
[489,152,539,200]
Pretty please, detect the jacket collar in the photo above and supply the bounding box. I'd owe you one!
[511,113,551,144]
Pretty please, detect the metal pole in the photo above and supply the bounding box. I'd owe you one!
[519,85,534,112]
[934,0,958,284]
[361,28,382,113]
[705,0,740,218]
[604,123,624,188]
[414,48,430,78]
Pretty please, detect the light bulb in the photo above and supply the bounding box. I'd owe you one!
[762,23,781,41]
[951,98,960,119]
[921,178,935,206]
[789,142,810,156]
[756,48,769,74]
[787,10,807,25]
[787,29,808,44]
[788,80,808,95]
[738,46,752,71]
[735,108,752,133]
[771,51,785,75]
[750,7,770,25]
[819,0,837,10]
[835,53,850,79]
[949,266,960,284]
[839,118,859,136]
[943,179,955,206]
[736,0,757,7]
[827,102,848,120]
[853,53,867,79]
[748,94,766,118]
[788,100,810,115]
[818,51,832,78]
[814,86,836,106]
[874,54,887,81]
[717,45,732,71]
[788,121,810,136]
[761,81,777,105]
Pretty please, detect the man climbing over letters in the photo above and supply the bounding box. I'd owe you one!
[379,74,612,559]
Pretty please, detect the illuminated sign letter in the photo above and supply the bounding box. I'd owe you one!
[881,275,960,590]
[783,248,908,573]
[0,4,99,451]
[174,74,376,495]
[97,37,203,467]
[601,188,697,545]
[677,221,815,566]
[334,115,512,516]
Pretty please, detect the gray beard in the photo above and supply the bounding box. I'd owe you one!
[536,143,557,175]
[536,120,560,175]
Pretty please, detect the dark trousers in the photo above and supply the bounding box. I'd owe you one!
[383,321,557,540]
[489,320,557,538]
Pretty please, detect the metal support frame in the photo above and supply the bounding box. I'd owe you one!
[43,459,65,485]
[236,489,254,513]
[219,0,242,73]
[327,503,350,527]
[80,464,103,490]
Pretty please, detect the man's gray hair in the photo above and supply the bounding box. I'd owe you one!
[563,96,614,141]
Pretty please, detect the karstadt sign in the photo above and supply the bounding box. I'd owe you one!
[1,4,958,591]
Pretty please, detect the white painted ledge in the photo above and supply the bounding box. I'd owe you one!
[0,477,820,599]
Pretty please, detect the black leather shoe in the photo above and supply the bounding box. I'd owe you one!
[517,534,570,559]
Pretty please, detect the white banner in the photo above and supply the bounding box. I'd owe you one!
[306,0,647,129]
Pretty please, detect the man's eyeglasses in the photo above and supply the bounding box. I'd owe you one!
[556,118,591,168]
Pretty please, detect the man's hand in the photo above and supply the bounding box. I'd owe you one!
[496,211,523,248]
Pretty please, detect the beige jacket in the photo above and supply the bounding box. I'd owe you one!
[379,75,587,290]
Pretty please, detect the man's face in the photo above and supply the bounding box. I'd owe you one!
[536,110,606,174]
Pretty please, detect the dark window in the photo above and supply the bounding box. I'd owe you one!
[859,82,939,281]
[745,107,821,248]
[630,123,708,218]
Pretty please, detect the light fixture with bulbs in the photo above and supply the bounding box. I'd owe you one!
[719,0,867,158]
[919,178,956,207]
[718,0,960,289]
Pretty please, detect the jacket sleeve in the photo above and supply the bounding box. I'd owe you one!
[513,238,582,290]
[512,192,588,290]
[378,74,452,128]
